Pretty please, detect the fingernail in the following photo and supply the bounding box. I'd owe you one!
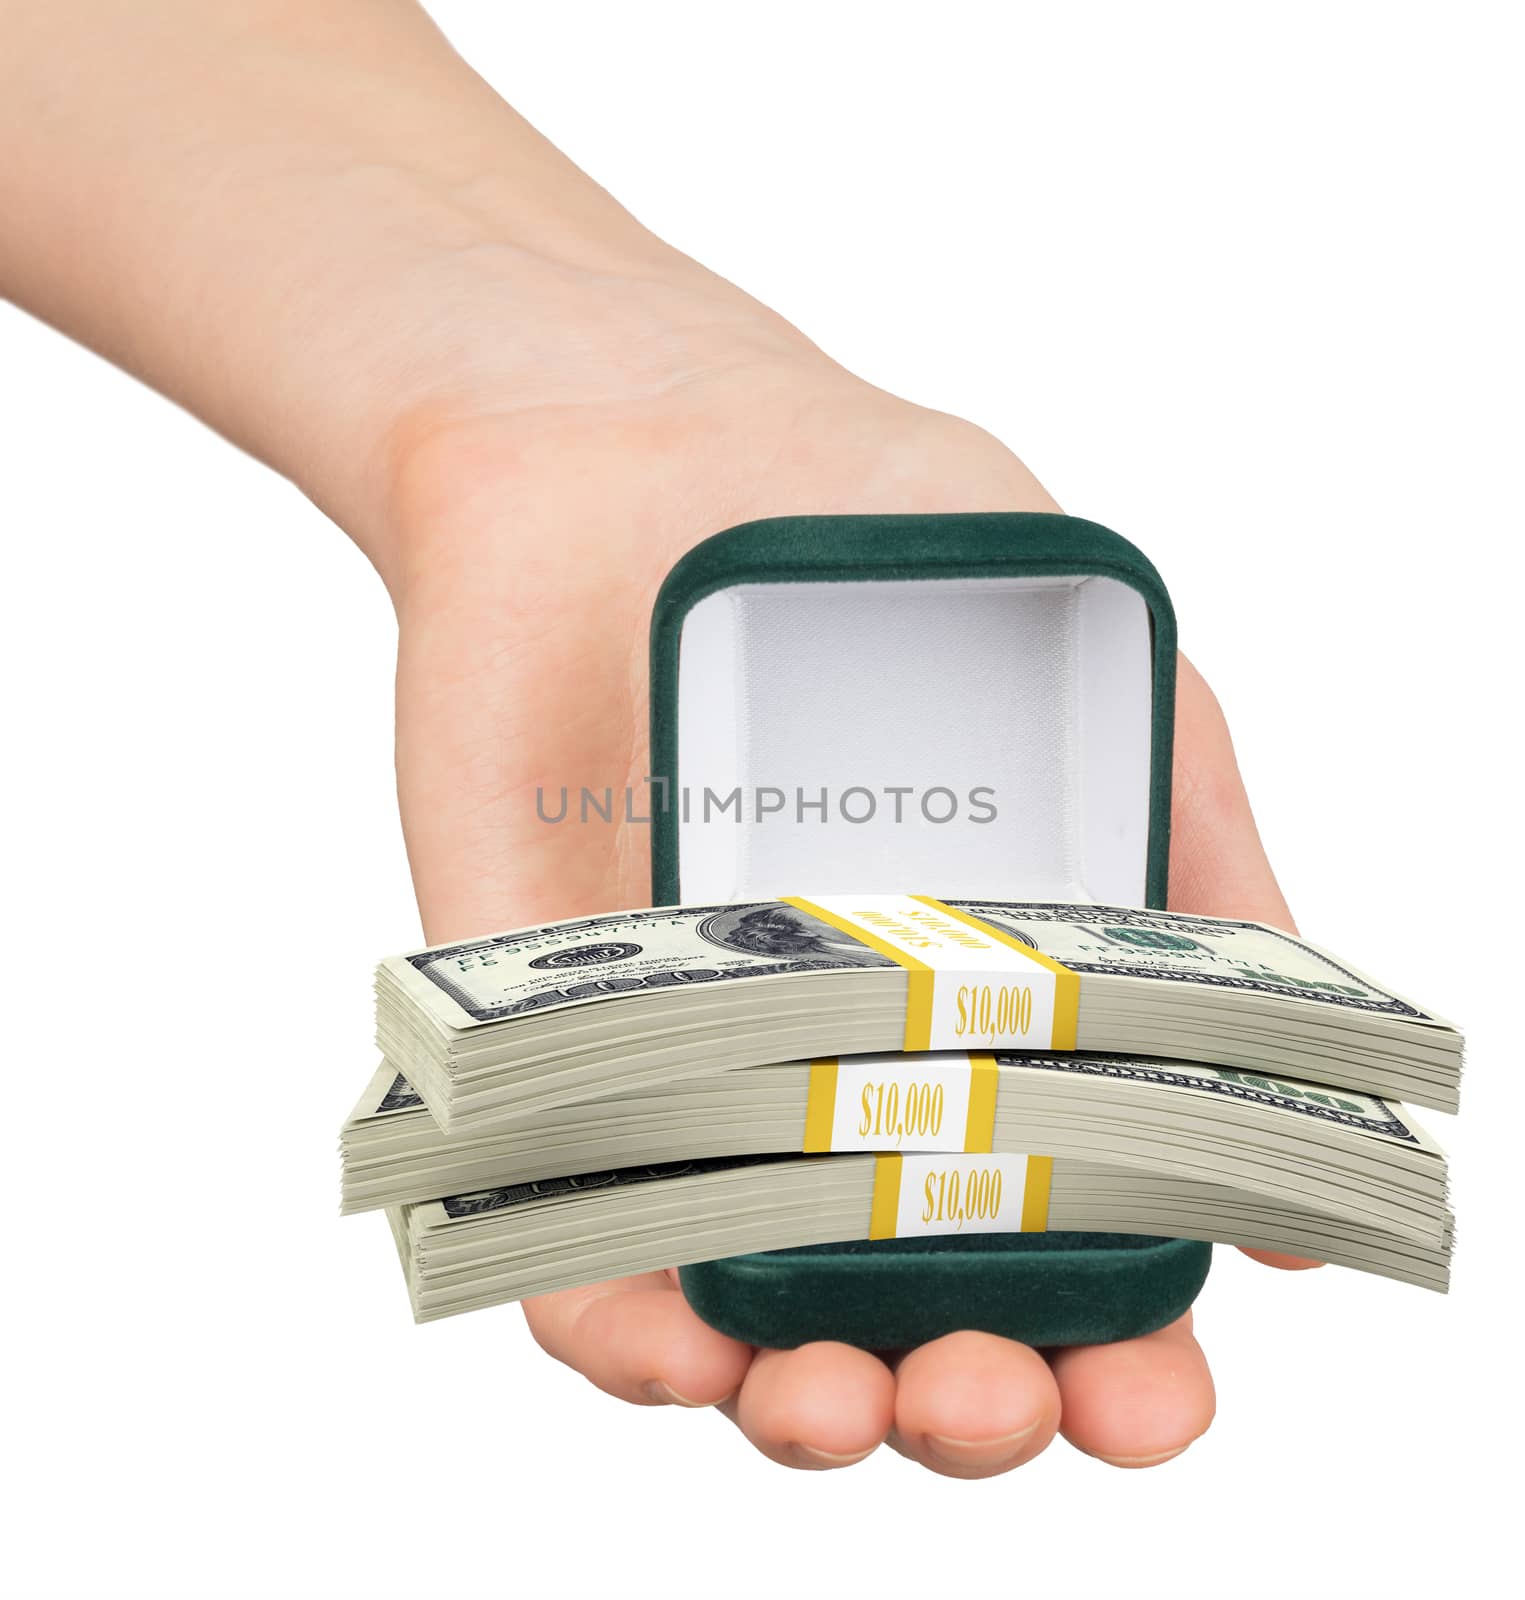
[791,1443,878,1469]
[645,1380,724,1408]
[925,1419,1042,1470]
[1095,1444,1189,1468]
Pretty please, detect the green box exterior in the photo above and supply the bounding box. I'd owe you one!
[680,1233,1211,1351]
[649,512,1208,1348]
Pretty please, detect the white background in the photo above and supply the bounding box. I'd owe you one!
[2,4,1520,1597]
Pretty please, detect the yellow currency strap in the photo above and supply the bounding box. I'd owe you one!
[908,897,1081,1051]
[868,1155,904,1240]
[783,894,938,1047]
[802,1052,999,1153]
[1020,1155,1054,1231]
[964,1051,998,1151]
[802,1059,838,1153]
[781,894,1079,1051]
[869,1152,1053,1239]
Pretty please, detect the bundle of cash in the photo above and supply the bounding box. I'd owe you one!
[342,1052,1447,1223]
[387,1151,1453,1322]
[376,897,1463,1131]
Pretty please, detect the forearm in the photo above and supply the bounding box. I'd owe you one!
[0,1,796,561]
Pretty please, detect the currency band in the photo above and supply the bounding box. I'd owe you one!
[783,893,1080,1051]
[868,1152,1054,1240]
[802,1052,998,1153]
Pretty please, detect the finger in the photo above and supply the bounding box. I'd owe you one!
[523,1274,752,1407]
[725,1342,896,1470]
[1170,654,1296,931]
[1048,1311,1216,1468]
[888,1331,1061,1478]
[1240,1246,1325,1271]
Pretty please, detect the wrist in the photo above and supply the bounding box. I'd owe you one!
[0,0,820,562]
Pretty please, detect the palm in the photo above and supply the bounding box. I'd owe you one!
[386,351,1313,1473]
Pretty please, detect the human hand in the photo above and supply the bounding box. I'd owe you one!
[381,290,1320,1476]
[0,0,1319,1476]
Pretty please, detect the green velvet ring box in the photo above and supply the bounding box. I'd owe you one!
[648,512,1211,1349]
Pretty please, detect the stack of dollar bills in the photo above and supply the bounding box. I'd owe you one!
[343,896,1462,1322]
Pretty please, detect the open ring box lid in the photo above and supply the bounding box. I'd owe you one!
[649,512,1211,1348]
